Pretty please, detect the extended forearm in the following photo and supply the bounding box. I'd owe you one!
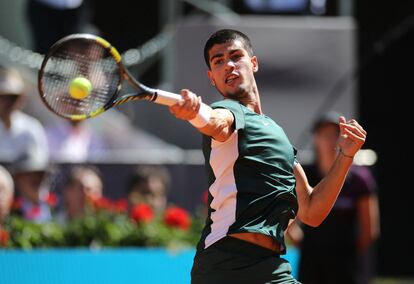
[306,153,353,226]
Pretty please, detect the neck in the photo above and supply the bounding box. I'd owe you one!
[0,114,11,129]
[236,81,262,114]
[247,84,262,114]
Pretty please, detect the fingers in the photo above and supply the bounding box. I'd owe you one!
[337,117,367,157]
[169,89,201,120]
[340,123,366,139]
[181,89,200,113]
[339,117,367,137]
[349,119,367,136]
[339,116,347,136]
[343,127,365,144]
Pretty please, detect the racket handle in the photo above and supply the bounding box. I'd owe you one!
[154,89,211,128]
[154,90,183,106]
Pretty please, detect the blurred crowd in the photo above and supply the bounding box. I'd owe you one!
[0,0,188,234]
[0,63,177,230]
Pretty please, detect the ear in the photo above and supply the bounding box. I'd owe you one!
[207,69,215,86]
[251,56,259,73]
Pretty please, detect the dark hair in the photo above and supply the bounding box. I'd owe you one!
[127,165,170,194]
[204,29,253,69]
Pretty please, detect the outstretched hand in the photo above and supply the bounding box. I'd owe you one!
[337,116,367,158]
[169,89,202,121]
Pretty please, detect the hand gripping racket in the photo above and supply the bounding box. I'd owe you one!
[38,33,210,126]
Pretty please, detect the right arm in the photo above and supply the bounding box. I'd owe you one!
[169,89,234,142]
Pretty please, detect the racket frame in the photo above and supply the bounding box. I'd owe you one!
[38,34,211,127]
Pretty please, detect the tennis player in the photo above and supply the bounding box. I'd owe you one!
[170,29,366,284]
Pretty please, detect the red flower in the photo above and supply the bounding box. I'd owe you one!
[113,199,128,213]
[0,228,9,247]
[46,192,58,207]
[164,206,191,230]
[92,197,113,211]
[130,204,154,224]
[26,206,41,220]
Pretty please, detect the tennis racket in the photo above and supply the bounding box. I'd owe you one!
[38,33,210,125]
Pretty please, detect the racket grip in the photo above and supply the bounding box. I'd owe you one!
[154,90,183,106]
[154,89,211,128]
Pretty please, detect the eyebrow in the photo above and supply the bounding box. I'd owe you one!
[209,49,243,63]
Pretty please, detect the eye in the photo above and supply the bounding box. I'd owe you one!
[213,58,224,66]
[231,53,243,61]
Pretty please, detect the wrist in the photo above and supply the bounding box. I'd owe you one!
[189,103,211,128]
[338,148,354,159]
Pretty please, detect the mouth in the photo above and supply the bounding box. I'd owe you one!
[225,73,240,85]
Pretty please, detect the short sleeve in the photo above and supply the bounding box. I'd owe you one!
[210,99,245,130]
[349,166,377,197]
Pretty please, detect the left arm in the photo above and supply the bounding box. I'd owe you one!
[357,194,380,254]
[295,117,367,227]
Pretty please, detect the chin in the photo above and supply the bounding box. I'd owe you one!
[225,88,247,100]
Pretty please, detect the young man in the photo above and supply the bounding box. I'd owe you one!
[170,29,367,283]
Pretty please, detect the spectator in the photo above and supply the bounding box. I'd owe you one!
[0,165,14,224]
[127,165,170,213]
[0,165,14,246]
[287,111,380,284]
[11,155,53,223]
[58,166,103,221]
[0,66,49,165]
[46,120,108,163]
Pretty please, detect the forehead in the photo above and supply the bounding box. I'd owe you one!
[208,40,247,59]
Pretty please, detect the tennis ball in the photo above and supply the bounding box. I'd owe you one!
[69,77,92,100]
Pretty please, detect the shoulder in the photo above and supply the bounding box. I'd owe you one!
[211,99,245,130]
[13,111,44,129]
[13,111,47,138]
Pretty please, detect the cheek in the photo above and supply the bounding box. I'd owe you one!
[211,69,224,81]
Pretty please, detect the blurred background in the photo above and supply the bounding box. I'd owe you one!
[0,0,413,283]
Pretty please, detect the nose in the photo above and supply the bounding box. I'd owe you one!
[225,59,236,72]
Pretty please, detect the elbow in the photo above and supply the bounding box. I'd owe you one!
[210,121,231,142]
[302,218,323,228]
[299,212,326,227]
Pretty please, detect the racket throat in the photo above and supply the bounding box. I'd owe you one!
[113,92,156,106]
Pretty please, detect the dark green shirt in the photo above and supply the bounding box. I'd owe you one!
[198,99,298,253]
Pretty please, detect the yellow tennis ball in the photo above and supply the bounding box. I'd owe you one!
[69,77,92,100]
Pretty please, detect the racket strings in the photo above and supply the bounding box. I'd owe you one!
[41,39,120,117]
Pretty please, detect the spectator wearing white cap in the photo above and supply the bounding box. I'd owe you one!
[0,66,49,165]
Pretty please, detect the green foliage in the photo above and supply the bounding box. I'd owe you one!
[2,210,204,249]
